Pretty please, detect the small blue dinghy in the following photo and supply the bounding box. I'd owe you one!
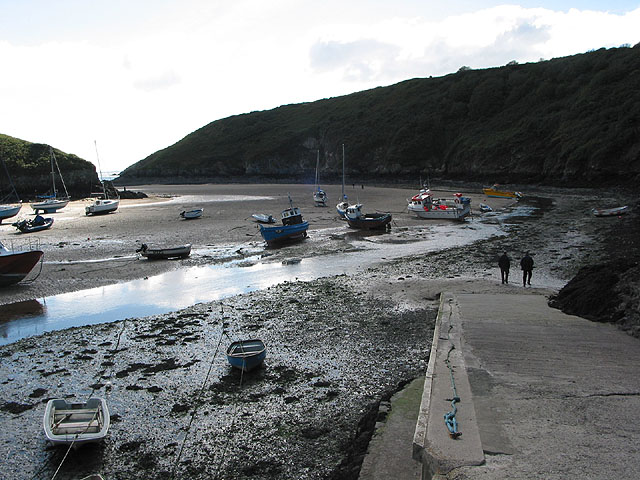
[226,339,266,372]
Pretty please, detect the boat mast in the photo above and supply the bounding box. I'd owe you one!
[315,149,320,192]
[50,148,69,199]
[94,140,107,198]
[341,144,344,199]
[48,147,58,198]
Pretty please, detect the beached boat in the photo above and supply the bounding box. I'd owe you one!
[86,198,119,216]
[482,184,522,199]
[592,205,629,217]
[227,339,266,372]
[0,203,22,223]
[12,215,54,233]
[0,240,44,287]
[408,192,471,220]
[252,213,275,224]
[259,195,309,246]
[336,144,348,218]
[479,203,493,213]
[180,208,204,219]
[345,203,392,230]
[43,398,110,446]
[136,243,192,259]
[86,142,120,216]
[31,148,70,213]
[0,156,22,223]
[313,150,328,207]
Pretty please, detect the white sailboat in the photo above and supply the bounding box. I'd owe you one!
[313,149,327,207]
[0,154,22,223]
[31,147,70,213]
[336,143,348,218]
[86,141,119,216]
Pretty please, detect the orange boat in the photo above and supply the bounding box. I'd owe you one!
[482,184,522,199]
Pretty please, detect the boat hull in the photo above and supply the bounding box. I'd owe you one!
[0,249,44,286]
[13,217,54,233]
[0,204,21,223]
[592,206,629,217]
[259,221,309,246]
[252,214,275,224]
[227,339,266,372]
[482,188,521,199]
[138,244,192,260]
[31,199,69,213]
[408,204,471,220]
[346,213,392,230]
[86,199,119,215]
[180,208,203,219]
[43,398,110,446]
[313,190,327,207]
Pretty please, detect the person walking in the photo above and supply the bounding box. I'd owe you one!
[520,251,534,287]
[498,252,510,284]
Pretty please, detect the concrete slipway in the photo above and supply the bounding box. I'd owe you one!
[360,293,640,480]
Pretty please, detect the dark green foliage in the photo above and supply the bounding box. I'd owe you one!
[0,134,98,198]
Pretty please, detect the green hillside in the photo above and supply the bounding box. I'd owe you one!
[118,45,640,187]
[0,134,98,199]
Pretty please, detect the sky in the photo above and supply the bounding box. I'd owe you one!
[1,1,639,173]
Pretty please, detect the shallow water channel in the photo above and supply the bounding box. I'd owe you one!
[0,216,518,346]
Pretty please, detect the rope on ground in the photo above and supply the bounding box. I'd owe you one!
[170,315,226,479]
[21,255,44,284]
[36,319,128,480]
[213,331,246,480]
[443,298,462,439]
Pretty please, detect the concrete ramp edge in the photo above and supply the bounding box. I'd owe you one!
[413,292,485,479]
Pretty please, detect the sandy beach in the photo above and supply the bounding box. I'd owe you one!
[1,183,519,305]
[0,183,636,479]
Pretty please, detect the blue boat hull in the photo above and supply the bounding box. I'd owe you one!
[227,339,266,372]
[259,221,309,246]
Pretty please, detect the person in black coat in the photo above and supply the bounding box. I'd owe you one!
[498,252,510,284]
[520,252,534,287]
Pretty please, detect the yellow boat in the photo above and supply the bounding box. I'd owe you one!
[482,184,522,199]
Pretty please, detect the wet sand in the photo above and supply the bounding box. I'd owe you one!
[0,183,513,305]
[0,183,635,480]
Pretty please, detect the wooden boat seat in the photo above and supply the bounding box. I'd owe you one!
[54,408,99,416]
[53,422,101,434]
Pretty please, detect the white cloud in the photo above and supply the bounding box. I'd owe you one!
[1,2,639,172]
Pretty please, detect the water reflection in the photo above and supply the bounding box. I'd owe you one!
[0,218,510,346]
[0,299,45,339]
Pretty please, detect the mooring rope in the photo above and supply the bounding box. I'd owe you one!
[40,319,128,480]
[170,315,226,479]
[213,331,246,480]
[443,299,462,439]
[20,254,44,285]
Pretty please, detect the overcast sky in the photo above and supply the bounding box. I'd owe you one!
[1,1,639,173]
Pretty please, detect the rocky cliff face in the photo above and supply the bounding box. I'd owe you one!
[10,168,99,199]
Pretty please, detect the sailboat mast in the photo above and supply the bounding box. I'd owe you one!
[94,140,106,197]
[341,143,345,200]
[49,148,57,197]
[315,149,319,191]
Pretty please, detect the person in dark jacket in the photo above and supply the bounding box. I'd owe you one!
[498,252,510,284]
[520,252,534,286]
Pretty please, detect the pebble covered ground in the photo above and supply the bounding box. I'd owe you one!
[1,183,638,479]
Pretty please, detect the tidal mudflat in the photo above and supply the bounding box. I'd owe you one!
[0,183,636,479]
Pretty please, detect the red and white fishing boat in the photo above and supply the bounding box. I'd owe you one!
[0,240,44,286]
[407,191,471,220]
